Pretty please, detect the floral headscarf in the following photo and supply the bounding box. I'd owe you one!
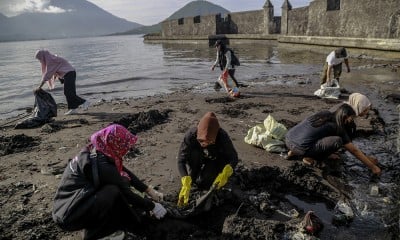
[90,124,138,179]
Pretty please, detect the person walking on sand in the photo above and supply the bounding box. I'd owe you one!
[211,40,240,91]
[35,49,89,115]
[52,124,166,240]
[177,112,238,207]
[285,104,381,176]
[320,47,350,86]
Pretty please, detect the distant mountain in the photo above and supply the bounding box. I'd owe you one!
[0,0,142,41]
[115,0,230,35]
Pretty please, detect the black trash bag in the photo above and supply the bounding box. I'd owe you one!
[15,89,57,129]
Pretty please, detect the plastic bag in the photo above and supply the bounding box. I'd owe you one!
[15,89,57,129]
[244,114,288,153]
[314,79,341,99]
[218,71,240,98]
[301,211,323,235]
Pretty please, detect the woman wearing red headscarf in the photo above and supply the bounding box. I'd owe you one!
[52,124,166,239]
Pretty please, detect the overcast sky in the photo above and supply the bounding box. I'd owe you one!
[0,0,311,25]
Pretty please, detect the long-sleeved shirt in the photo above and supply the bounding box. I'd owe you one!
[177,127,238,177]
[53,149,154,226]
[214,49,233,70]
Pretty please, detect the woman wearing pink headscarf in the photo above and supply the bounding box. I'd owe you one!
[52,124,166,239]
[35,49,89,115]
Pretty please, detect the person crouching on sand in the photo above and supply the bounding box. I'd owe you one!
[177,112,239,207]
[52,124,166,240]
[285,104,381,175]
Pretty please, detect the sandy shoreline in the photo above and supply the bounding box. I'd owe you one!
[0,67,399,239]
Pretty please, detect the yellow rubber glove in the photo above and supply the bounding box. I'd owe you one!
[213,164,233,189]
[177,176,192,207]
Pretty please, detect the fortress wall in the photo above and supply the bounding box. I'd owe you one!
[228,10,265,34]
[306,0,400,38]
[161,15,217,37]
[286,6,309,35]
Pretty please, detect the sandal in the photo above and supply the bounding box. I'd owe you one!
[303,157,315,166]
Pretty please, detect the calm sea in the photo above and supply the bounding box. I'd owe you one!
[0,34,322,120]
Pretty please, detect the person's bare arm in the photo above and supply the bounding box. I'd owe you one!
[344,142,381,175]
[344,58,350,72]
[326,65,333,84]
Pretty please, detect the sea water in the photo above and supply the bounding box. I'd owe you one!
[0,35,319,120]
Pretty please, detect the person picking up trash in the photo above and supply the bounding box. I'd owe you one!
[52,124,166,240]
[211,40,241,97]
[320,47,350,86]
[177,112,239,207]
[35,49,89,115]
[284,104,381,175]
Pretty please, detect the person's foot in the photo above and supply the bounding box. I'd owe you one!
[303,157,316,166]
[64,108,78,115]
[81,100,90,111]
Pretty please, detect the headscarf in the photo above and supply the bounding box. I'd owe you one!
[35,49,59,89]
[346,93,371,116]
[90,124,138,179]
[197,112,220,147]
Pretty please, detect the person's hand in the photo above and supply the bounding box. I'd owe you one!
[177,176,191,207]
[212,164,233,189]
[152,202,167,219]
[34,87,41,93]
[146,186,164,202]
[371,165,381,176]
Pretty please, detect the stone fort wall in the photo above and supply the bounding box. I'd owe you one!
[161,0,400,40]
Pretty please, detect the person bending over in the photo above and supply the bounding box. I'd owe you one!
[52,124,166,240]
[177,112,238,207]
[35,49,89,115]
[320,47,350,86]
[285,104,381,175]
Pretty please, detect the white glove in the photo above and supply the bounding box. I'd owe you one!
[146,187,164,202]
[152,202,167,219]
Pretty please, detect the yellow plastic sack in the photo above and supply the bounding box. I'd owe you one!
[244,115,288,153]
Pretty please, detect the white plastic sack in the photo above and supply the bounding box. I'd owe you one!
[314,79,341,99]
[244,115,288,153]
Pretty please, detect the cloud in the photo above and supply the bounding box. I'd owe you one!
[2,0,68,16]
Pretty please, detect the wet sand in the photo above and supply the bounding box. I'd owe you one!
[0,64,399,239]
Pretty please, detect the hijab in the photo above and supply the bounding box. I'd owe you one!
[90,124,138,179]
[197,112,220,147]
[35,49,59,89]
[346,93,371,116]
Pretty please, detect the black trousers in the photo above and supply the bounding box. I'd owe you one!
[286,136,343,160]
[63,71,85,109]
[82,185,143,240]
[228,69,239,86]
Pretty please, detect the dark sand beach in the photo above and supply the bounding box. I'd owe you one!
[0,64,399,239]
